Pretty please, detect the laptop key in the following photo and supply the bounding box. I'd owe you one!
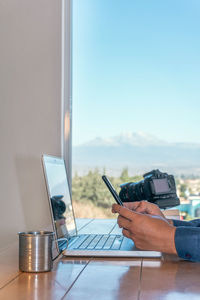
[103,235,116,250]
[111,236,124,250]
[95,235,109,249]
[87,235,103,249]
[79,235,96,249]
[70,235,90,249]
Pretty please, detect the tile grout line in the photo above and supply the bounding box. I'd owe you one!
[60,257,94,300]
[0,272,23,291]
[77,219,94,232]
[137,258,143,300]
[109,222,119,234]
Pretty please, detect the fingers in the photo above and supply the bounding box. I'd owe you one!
[112,203,137,213]
[135,201,148,213]
[122,228,132,239]
[112,203,120,213]
[133,201,157,214]
[117,215,131,230]
[112,201,159,218]
[112,203,119,213]
[112,204,116,213]
[136,202,162,217]
[123,202,141,210]
[112,204,139,221]
[112,201,148,213]
[117,201,151,214]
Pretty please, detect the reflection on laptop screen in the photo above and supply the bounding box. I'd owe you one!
[43,155,76,238]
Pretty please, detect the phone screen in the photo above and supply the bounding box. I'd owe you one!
[102,175,124,206]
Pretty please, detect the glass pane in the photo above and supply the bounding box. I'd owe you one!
[72,0,200,219]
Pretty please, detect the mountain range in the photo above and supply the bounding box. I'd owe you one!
[72,132,200,176]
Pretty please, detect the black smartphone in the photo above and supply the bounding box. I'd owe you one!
[102,175,124,206]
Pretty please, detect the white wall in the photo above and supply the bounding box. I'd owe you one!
[0,0,67,287]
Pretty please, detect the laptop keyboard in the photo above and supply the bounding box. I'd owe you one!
[69,234,124,251]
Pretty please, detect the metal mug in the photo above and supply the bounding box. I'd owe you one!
[18,231,55,272]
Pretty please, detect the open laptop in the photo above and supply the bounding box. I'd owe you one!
[42,154,161,257]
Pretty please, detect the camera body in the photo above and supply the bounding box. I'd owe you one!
[119,169,180,209]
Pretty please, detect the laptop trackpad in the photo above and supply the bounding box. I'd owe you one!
[120,237,136,251]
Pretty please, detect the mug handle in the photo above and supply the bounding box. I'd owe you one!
[53,237,69,254]
[56,237,69,248]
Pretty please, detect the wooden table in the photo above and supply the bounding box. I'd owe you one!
[1,219,200,300]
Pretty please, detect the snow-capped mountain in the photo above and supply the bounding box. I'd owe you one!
[81,132,167,147]
[73,132,200,176]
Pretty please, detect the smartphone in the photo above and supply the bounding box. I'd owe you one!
[102,175,124,206]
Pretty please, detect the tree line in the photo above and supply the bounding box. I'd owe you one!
[72,168,142,209]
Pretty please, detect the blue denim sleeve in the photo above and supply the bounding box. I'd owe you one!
[175,226,200,261]
[173,219,200,227]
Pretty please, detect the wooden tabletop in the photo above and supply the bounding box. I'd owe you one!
[1,219,200,300]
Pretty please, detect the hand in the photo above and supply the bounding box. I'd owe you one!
[117,201,173,225]
[112,204,177,254]
[123,200,165,216]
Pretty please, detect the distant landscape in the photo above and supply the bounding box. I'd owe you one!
[72,133,200,219]
[72,168,142,219]
[73,132,200,177]
[72,167,200,219]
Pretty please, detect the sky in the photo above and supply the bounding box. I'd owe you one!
[72,0,200,146]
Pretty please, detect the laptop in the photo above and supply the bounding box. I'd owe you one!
[42,154,161,257]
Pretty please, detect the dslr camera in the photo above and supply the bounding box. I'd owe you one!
[119,169,180,209]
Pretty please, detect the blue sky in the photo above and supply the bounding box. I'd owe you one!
[72,0,200,146]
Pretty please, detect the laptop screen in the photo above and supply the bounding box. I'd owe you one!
[42,155,77,239]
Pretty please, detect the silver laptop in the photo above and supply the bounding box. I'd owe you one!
[42,154,161,257]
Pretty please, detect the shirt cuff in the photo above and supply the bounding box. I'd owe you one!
[175,226,200,261]
[173,219,200,227]
[173,220,194,227]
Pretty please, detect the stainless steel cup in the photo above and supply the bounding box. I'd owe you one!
[18,231,54,272]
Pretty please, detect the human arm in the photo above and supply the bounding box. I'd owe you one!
[113,203,200,261]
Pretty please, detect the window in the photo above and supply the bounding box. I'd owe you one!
[72,0,200,219]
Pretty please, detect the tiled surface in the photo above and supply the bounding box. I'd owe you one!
[0,258,89,300]
[0,242,20,289]
[140,257,200,300]
[1,219,200,300]
[63,259,141,300]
